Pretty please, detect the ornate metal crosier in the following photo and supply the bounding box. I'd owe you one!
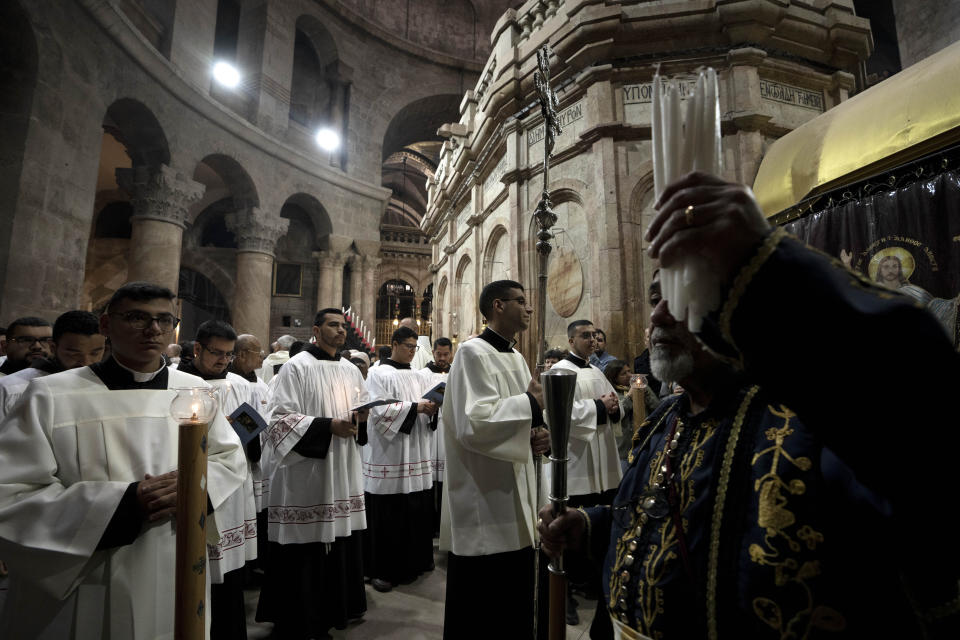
[532,42,563,640]
[533,44,562,369]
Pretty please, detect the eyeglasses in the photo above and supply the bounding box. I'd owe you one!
[200,343,235,361]
[499,297,528,306]
[7,336,54,346]
[398,342,419,351]
[239,348,266,357]
[109,311,180,331]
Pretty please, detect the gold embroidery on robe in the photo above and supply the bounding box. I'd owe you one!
[748,404,846,638]
[610,418,719,636]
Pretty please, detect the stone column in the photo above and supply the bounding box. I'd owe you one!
[227,208,289,342]
[116,165,205,294]
[314,250,349,309]
[347,254,364,317]
[362,255,382,338]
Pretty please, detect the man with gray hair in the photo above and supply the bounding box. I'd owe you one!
[259,334,295,383]
[399,317,432,369]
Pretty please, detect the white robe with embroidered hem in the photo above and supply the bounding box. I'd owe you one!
[439,338,540,556]
[363,364,434,495]
[261,353,368,545]
[418,367,448,483]
[546,358,623,496]
[248,377,272,512]
[204,373,258,583]
[0,366,247,640]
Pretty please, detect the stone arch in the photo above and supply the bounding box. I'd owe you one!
[382,94,462,162]
[524,181,590,353]
[281,193,332,247]
[623,165,656,357]
[188,155,261,252]
[377,278,416,319]
[0,0,38,301]
[193,198,238,248]
[103,99,171,168]
[193,153,260,211]
[483,224,510,283]
[436,275,448,337]
[454,253,476,338]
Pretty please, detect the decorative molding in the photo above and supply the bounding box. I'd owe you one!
[226,208,289,255]
[116,164,205,228]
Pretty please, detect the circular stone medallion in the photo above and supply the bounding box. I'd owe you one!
[547,247,583,318]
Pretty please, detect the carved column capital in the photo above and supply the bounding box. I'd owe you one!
[225,207,289,256]
[116,164,205,228]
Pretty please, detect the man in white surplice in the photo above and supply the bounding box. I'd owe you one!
[0,281,247,639]
[256,308,369,638]
[0,311,105,418]
[546,319,624,627]
[441,279,551,640]
[549,320,623,503]
[363,326,437,593]
[419,336,453,536]
[178,319,260,640]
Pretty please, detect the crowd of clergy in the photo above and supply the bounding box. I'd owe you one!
[0,173,958,640]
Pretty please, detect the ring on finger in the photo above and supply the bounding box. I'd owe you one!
[684,205,695,226]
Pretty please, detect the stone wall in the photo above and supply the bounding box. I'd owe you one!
[0,0,484,344]
[892,0,960,68]
[424,0,871,366]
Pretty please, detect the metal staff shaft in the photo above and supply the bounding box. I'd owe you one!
[542,369,577,640]
[532,43,563,640]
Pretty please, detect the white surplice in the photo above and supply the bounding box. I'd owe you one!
[0,366,48,417]
[204,372,259,583]
[411,335,432,370]
[418,367,447,483]
[247,376,272,512]
[547,357,623,496]
[0,366,247,640]
[440,336,540,556]
[262,352,368,545]
[363,363,433,495]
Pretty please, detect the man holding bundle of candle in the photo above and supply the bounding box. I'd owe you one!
[538,171,960,639]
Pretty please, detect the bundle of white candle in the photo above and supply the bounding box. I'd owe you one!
[651,67,722,332]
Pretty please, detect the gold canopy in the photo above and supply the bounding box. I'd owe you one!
[753,39,960,218]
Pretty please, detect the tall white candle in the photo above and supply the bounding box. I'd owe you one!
[652,72,664,199]
[665,82,682,187]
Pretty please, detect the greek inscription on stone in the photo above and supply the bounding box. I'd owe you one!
[526,101,584,146]
[622,77,698,105]
[759,80,824,112]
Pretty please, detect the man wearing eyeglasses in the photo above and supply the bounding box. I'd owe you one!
[441,279,551,640]
[0,311,104,417]
[0,316,53,377]
[178,320,261,640]
[0,281,247,640]
[362,325,438,593]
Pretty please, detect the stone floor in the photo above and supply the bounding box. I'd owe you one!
[246,540,597,639]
